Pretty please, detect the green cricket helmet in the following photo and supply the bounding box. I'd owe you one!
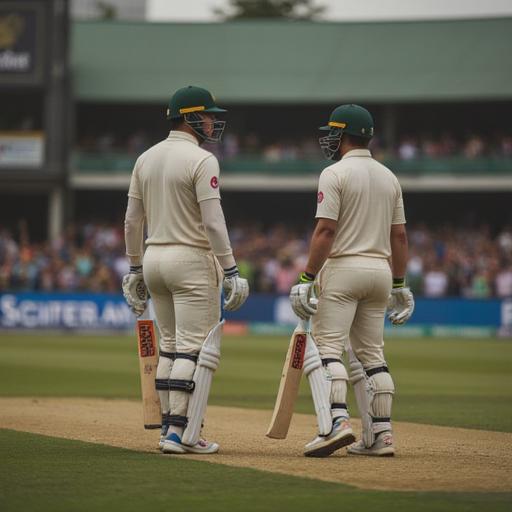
[319,104,374,160]
[166,85,227,143]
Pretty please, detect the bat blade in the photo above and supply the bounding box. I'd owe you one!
[136,318,161,429]
[266,324,308,439]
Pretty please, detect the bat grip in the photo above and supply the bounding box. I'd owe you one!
[297,317,311,332]
[139,303,152,321]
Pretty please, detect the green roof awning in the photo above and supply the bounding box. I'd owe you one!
[71,18,512,103]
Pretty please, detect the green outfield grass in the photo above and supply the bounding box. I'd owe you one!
[0,333,511,431]
[1,333,511,512]
[1,429,510,512]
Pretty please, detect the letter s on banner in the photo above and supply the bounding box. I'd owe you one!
[0,294,20,327]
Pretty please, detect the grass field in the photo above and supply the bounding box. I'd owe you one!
[1,334,511,431]
[1,333,512,511]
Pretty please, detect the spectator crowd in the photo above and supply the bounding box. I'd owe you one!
[77,131,512,163]
[1,222,512,298]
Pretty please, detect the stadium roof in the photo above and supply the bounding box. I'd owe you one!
[71,18,512,103]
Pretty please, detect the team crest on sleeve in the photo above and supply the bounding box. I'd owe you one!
[317,191,324,203]
[210,176,219,189]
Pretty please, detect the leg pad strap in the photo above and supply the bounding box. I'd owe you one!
[155,379,171,390]
[175,353,199,363]
[169,379,195,393]
[168,414,188,427]
[159,351,176,360]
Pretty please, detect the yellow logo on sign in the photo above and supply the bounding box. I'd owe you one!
[0,14,25,50]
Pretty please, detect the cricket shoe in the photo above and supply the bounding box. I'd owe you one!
[182,437,219,455]
[158,425,169,450]
[347,431,395,457]
[304,419,356,458]
[161,433,187,454]
[161,433,219,455]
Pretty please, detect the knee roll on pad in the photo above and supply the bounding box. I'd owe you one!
[156,355,173,380]
[349,356,366,385]
[367,370,395,407]
[322,359,348,381]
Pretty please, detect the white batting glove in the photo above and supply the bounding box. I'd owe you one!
[122,266,148,317]
[387,282,415,325]
[289,272,319,320]
[223,266,249,312]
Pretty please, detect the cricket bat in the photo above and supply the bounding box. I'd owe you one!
[136,308,161,429]
[266,318,310,439]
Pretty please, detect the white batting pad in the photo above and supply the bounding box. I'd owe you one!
[348,346,374,448]
[368,370,394,436]
[181,320,224,446]
[303,333,332,436]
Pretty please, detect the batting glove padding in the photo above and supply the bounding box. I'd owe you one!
[290,282,318,320]
[122,266,148,317]
[223,268,249,312]
[387,287,415,325]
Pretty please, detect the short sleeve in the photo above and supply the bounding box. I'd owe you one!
[315,168,341,221]
[127,158,142,200]
[194,155,221,203]
[392,179,406,225]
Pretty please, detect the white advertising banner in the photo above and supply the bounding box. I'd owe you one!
[0,132,44,168]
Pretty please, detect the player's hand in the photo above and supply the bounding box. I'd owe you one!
[387,286,414,325]
[122,266,148,317]
[223,266,249,311]
[289,272,319,320]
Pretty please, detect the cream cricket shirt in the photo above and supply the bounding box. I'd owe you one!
[128,131,221,249]
[315,149,405,259]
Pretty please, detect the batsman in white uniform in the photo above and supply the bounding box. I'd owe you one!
[122,86,249,454]
[290,104,414,457]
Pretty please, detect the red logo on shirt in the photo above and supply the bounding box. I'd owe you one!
[317,191,324,203]
[210,176,219,189]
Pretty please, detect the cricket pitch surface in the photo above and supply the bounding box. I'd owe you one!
[1,397,510,492]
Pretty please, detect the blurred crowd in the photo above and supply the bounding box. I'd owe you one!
[1,222,512,298]
[77,131,512,162]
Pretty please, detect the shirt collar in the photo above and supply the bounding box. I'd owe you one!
[342,149,372,159]
[167,130,199,146]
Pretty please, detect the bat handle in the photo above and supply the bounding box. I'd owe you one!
[138,302,152,321]
[297,317,311,332]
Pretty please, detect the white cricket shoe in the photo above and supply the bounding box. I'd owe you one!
[182,438,219,454]
[158,425,169,450]
[161,433,187,454]
[304,419,356,458]
[161,433,219,455]
[347,431,395,457]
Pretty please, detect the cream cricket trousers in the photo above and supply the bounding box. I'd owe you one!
[143,244,223,355]
[312,256,392,369]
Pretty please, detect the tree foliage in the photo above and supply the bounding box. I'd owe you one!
[214,0,325,21]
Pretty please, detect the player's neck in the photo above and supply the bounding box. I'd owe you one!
[340,141,368,157]
[174,125,202,144]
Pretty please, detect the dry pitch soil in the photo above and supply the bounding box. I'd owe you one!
[1,397,511,492]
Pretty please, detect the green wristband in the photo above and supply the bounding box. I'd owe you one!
[299,271,315,283]
[392,277,406,289]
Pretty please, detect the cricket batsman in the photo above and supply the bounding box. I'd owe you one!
[122,85,249,454]
[290,104,414,457]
